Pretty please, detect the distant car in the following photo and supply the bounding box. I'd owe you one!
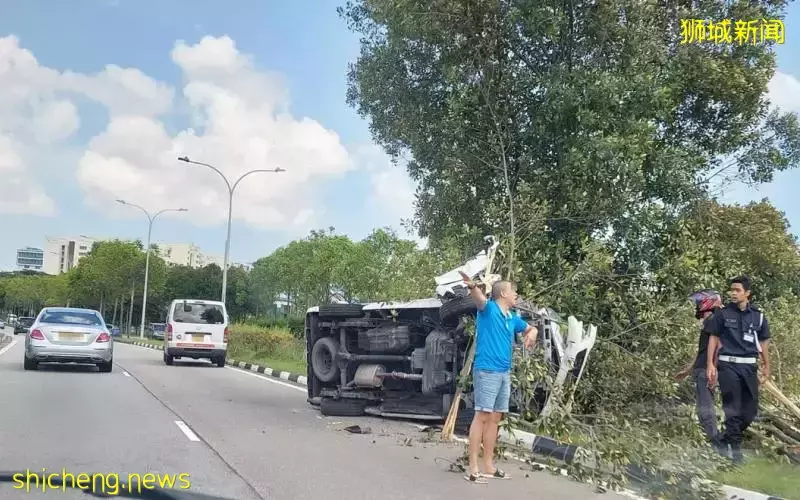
[24,307,113,372]
[0,320,5,329]
[107,324,121,336]
[14,317,35,335]
[163,299,228,367]
[151,323,166,340]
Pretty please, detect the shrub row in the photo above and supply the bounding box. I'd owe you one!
[227,323,305,362]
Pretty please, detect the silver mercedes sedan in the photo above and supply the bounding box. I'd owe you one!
[24,307,113,372]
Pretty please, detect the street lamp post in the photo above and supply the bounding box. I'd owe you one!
[117,200,187,338]
[177,156,285,305]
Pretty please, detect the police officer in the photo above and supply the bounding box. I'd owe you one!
[675,290,723,442]
[706,276,772,463]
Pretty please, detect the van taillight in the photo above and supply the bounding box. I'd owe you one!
[223,327,230,344]
[167,323,173,340]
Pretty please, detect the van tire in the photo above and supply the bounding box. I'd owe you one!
[440,295,477,324]
[215,355,226,367]
[318,304,364,319]
[311,337,340,383]
[320,397,368,417]
[164,352,174,366]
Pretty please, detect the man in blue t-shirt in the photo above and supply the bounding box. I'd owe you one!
[458,271,537,483]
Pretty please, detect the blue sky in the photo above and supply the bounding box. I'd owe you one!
[0,0,798,271]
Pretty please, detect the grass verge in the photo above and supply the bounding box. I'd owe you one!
[713,456,800,499]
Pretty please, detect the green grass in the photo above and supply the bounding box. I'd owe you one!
[225,350,307,375]
[713,456,800,499]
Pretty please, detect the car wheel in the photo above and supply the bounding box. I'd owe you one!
[163,351,174,366]
[319,397,369,417]
[215,355,226,367]
[98,359,113,373]
[23,357,38,371]
[311,337,340,383]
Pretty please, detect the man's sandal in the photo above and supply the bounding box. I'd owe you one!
[464,472,488,484]
[482,469,511,480]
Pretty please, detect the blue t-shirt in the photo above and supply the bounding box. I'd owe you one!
[474,299,529,373]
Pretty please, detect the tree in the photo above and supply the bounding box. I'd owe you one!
[340,0,800,286]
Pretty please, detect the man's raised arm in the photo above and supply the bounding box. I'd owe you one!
[459,271,488,311]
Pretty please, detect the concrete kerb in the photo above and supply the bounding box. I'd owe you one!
[115,337,308,386]
[114,337,780,500]
[497,427,784,500]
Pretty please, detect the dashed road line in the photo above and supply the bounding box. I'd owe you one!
[174,420,201,442]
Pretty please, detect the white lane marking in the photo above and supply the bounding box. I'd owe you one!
[174,420,201,442]
[122,371,131,377]
[225,366,306,393]
[0,339,19,357]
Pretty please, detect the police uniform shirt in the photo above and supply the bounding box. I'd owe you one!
[705,302,771,358]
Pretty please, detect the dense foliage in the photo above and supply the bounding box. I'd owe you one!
[0,228,454,330]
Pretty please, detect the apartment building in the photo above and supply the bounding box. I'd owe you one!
[42,236,100,275]
[156,242,224,269]
[16,247,44,271]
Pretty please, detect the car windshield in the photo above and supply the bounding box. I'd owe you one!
[40,311,103,326]
[173,303,225,324]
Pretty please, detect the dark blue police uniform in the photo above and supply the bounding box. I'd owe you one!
[706,302,770,460]
[693,315,719,441]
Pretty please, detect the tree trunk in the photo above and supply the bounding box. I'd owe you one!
[127,282,135,337]
[112,298,119,325]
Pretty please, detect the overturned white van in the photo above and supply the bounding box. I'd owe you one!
[304,237,598,421]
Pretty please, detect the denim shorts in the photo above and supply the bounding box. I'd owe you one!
[473,369,511,413]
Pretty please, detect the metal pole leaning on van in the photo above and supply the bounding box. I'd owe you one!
[116,200,187,338]
[177,156,285,305]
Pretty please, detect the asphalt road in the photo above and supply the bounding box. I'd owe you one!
[0,327,626,500]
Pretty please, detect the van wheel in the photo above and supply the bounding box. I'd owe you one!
[163,352,174,366]
[311,337,340,383]
[318,303,364,319]
[215,355,226,367]
[440,295,477,325]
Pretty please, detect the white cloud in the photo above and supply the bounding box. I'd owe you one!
[354,144,426,246]
[768,71,800,114]
[61,65,174,117]
[0,35,174,216]
[0,36,68,215]
[77,35,354,231]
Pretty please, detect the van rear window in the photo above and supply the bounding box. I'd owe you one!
[173,303,225,324]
